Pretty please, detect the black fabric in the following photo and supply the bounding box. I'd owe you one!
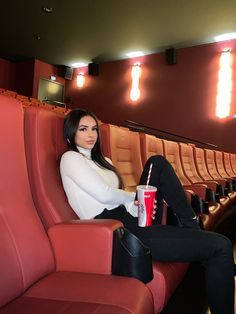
[96,206,235,314]
[112,227,153,283]
[95,156,235,314]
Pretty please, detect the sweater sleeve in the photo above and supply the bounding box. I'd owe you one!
[60,151,135,207]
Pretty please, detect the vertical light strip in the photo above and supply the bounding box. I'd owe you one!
[77,73,85,88]
[130,63,141,101]
[216,50,232,118]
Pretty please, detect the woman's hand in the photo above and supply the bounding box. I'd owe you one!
[134,199,157,220]
[152,199,157,220]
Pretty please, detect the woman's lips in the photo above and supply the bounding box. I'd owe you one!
[86,141,95,145]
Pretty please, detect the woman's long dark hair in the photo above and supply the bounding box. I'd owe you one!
[63,109,123,188]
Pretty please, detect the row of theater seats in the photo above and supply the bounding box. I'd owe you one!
[1,94,236,313]
[100,124,236,229]
[0,87,70,114]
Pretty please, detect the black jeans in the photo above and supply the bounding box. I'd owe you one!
[95,156,235,314]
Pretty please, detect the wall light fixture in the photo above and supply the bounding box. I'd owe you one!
[216,49,232,118]
[130,63,141,101]
[77,73,85,88]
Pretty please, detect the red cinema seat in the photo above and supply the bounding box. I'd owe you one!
[100,124,143,192]
[192,146,230,211]
[139,133,164,167]
[30,97,42,104]
[0,95,154,314]
[16,94,29,101]
[100,124,189,313]
[54,106,67,114]
[24,106,78,229]
[2,89,17,98]
[223,152,236,191]
[223,152,236,179]
[214,150,235,182]
[204,149,236,205]
[162,140,215,230]
[229,153,236,176]
[179,143,211,186]
[179,143,222,222]
[163,140,195,186]
[21,100,32,108]
[41,102,55,110]
[215,150,236,193]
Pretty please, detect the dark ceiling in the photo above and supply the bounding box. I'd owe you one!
[1,0,236,67]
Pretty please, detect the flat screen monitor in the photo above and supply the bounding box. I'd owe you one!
[38,78,64,105]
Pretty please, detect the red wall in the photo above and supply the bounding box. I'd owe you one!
[0,58,66,99]
[1,42,236,153]
[0,58,16,90]
[33,60,65,98]
[15,59,34,97]
[65,41,236,153]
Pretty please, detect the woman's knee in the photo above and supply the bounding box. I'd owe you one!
[147,155,174,174]
[210,232,233,256]
[148,155,169,166]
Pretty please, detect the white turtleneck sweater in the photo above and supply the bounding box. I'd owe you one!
[60,147,137,219]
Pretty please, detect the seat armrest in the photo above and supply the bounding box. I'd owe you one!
[196,180,218,192]
[184,184,207,200]
[184,189,207,214]
[225,180,233,192]
[48,219,123,275]
[184,189,194,201]
[213,178,227,186]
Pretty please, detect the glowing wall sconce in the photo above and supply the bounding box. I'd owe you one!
[130,63,141,101]
[77,73,85,88]
[216,49,232,118]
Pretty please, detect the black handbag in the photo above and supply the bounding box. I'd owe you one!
[112,227,153,283]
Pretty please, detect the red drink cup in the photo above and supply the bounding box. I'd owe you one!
[137,185,157,227]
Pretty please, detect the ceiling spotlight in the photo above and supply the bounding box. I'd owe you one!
[126,51,144,58]
[214,33,236,42]
[71,62,87,68]
[42,6,53,13]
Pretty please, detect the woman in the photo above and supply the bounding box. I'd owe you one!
[60,109,235,314]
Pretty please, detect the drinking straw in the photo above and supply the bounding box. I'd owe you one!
[146,163,153,187]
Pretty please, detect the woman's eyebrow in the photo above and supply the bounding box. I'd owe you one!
[78,124,97,128]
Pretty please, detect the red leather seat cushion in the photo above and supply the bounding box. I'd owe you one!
[148,261,188,312]
[23,272,153,314]
[0,297,132,314]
